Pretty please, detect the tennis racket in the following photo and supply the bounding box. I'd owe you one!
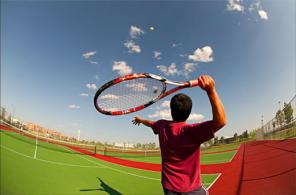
[94,73,200,115]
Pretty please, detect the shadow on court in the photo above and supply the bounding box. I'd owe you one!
[80,177,122,195]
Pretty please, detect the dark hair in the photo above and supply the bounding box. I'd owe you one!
[170,93,192,122]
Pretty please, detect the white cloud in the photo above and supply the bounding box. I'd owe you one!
[130,25,145,38]
[258,10,268,20]
[188,46,213,63]
[86,83,97,90]
[67,104,80,109]
[148,109,204,121]
[161,101,170,108]
[156,63,181,76]
[188,113,204,121]
[112,61,133,76]
[100,94,120,100]
[148,109,171,120]
[156,63,198,77]
[227,0,244,12]
[79,93,89,97]
[124,40,141,53]
[90,61,98,64]
[82,51,96,59]
[126,83,148,92]
[183,63,197,77]
[153,51,162,60]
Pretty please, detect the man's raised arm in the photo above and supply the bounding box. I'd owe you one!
[198,75,226,132]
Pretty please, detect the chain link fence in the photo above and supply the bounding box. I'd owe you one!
[257,95,296,140]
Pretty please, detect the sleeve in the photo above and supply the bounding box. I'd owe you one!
[151,120,163,135]
[188,121,215,144]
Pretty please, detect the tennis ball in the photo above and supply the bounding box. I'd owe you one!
[149,26,155,31]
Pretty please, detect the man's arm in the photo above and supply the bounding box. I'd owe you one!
[132,116,154,128]
[198,75,226,132]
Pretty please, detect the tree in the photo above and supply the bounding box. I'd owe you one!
[207,139,213,146]
[283,102,293,124]
[233,133,238,142]
[214,137,219,145]
[272,121,276,129]
[243,130,249,139]
[220,136,224,144]
[276,110,285,127]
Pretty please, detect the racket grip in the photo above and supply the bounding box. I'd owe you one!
[189,79,199,87]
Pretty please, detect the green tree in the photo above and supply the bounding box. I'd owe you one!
[220,136,224,144]
[272,121,276,128]
[283,102,293,124]
[233,133,238,142]
[276,110,285,127]
[243,130,249,139]
[213,137,219,145]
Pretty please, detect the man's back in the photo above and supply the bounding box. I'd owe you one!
[132,75,226,194]
[152,120,215,192]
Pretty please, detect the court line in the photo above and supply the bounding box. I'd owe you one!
[62,145,222,186]
[1,124,222,185]
[207,173,222,190]
[60,145,162,181]
[0,145,104,169]
[2,143,220,190]
[33,133,38,159]
[228,149,238,162]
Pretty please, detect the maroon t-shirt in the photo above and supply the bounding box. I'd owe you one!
[152,120,215,192]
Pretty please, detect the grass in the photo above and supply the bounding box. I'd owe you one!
[1,129,219,195]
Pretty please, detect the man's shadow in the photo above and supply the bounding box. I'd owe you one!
[80,177,122,195]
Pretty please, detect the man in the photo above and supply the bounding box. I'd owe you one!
[132,75,226,195]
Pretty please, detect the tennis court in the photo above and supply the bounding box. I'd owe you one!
[1,128,220,195]
[102,150,237,164]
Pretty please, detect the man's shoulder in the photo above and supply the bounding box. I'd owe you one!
[154,119,170,126]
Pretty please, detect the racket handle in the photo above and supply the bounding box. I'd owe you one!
[189,79,199,87]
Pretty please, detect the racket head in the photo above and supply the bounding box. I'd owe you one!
[94,73,167,115]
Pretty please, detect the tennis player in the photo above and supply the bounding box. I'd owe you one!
[132,75,226,195]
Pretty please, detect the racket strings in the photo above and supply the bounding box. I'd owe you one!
[97,78,164,112]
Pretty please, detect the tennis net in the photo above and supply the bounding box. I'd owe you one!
[97,146,161,158]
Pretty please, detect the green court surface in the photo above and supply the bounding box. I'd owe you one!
[104,149,237,164]
[201,143,240,153]
[0,130,219,195]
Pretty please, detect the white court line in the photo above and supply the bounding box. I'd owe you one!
[1,125,223,184]
[207,173,222,190]
[0,145,104,168]
[60,145,161,181]
[228,148,239,162]
[33,132,38,159]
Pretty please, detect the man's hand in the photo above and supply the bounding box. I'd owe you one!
[132,116,153,128]
[198,75,215,94]
[132,116,143,126]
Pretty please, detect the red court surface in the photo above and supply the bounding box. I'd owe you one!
[238,139,296,195]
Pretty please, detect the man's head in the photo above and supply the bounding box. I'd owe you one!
[170,93,192,122]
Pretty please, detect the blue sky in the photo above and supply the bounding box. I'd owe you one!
[1,0,295,144]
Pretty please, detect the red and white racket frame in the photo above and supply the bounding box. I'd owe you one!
[94,73,199,115]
